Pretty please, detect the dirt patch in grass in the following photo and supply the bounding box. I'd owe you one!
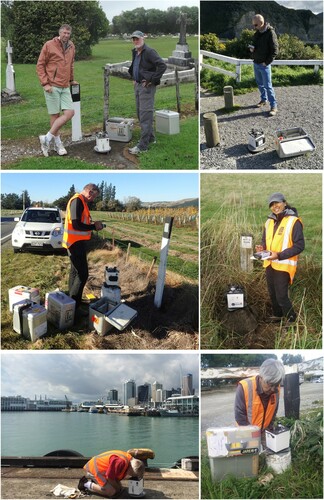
[1,134,138,169]
[2,247,198,350]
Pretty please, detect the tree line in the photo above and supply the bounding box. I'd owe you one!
[201,30,323,60]
[2,183,143,213]
[1,1,198,64]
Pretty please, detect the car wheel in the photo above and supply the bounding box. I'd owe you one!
[13,248,20,253]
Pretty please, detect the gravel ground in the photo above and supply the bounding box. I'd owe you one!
[200,85,323,169]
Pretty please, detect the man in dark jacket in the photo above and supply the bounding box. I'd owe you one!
[128,31,167,155]
[250,15,279,116]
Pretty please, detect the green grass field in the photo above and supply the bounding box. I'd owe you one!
[200,173,322,349]
[1,211,198,349]
[1,36,199,169]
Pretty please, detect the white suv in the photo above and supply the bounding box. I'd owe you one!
[12,207,64,253]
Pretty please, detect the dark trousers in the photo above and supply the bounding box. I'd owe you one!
[266,266,296,320]
[67,240,89,307]
[134,83,156,150]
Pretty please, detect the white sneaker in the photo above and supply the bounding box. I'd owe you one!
[39,135,50,157]
[128,146,147,155]
[54,141,68,156]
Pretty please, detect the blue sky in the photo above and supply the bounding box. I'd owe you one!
[1,172,199,204]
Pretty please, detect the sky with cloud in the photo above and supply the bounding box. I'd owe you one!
[1,352,199,402]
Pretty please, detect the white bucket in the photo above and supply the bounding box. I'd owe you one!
[266,448,291,474]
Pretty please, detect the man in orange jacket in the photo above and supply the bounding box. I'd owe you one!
[36,24,77,157]
[235,358,285,432]
[62,183,104,315]
[78,450,144,497]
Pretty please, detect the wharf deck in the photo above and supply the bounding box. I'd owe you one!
[1,466,199,499]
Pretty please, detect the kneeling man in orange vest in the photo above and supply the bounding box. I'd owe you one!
[235,358,285,432]
[78,449,144,497]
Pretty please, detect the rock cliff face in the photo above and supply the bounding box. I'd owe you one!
[201,1,323,42]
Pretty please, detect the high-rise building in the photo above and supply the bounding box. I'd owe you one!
[182,373,193,396]
[108,389,118,404]
[152,381,163,402]
[137,384,150,404]
[124,379,136,405]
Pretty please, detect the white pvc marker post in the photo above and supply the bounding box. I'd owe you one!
[70,83,82,141]
[154,217,174,308]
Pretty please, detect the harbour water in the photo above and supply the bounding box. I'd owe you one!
[1,412,198,467]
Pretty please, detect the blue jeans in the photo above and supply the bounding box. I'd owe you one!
[254,63,277,108]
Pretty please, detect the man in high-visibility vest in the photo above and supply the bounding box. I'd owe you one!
[78,450,144,497]
[255,192,304,324]
[62,183,104,314]
[235,358,285,432]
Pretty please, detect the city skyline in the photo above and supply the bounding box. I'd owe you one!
[1,353,199,403]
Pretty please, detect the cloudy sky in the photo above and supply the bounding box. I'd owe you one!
[1,352,199,402]
[275,1,323,13]
[100,1,198,22]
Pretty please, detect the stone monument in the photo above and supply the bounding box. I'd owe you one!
[2,40,21,104]
[168,12,194,67]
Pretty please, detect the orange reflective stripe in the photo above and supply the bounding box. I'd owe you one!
[263,216,302,283]
[239,377,279,430]
[62,193,92,249]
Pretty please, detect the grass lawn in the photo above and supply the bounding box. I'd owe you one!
[1,36,199,169]
[200,173,322,349]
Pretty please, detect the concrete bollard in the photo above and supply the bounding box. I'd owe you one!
[224,85,234,109]
[203,112,220,148]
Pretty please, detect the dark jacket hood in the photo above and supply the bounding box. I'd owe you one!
[268,207,299,221]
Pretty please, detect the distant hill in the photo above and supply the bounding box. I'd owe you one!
[201,1,323,42]
[141,198,198,209]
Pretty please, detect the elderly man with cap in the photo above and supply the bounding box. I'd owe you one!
[128,31,166,155]
[235,358,285,432]
[255,192,305,324]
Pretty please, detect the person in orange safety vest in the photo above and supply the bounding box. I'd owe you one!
[255,192,304,324]
[235,358,285,431]
[78,450,144,497]
[62,183,104,316]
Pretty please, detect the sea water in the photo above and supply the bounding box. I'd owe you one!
[1,412,198,467]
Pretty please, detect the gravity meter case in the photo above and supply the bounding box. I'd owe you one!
[206,426,261,480]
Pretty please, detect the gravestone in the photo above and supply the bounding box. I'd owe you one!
[168,12,195,68]
[1,40,21,104]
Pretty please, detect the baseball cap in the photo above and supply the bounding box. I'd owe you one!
[268,192,286,206]
[131,31,145,38]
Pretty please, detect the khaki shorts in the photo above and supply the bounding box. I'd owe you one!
[44,86,73,115]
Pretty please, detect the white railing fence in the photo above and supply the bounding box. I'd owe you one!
[200,50,323,82]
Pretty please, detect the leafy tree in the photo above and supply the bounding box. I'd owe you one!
[278,33,323,60]
[1,191,31,210]
[281,354,303,365]
[1,1,15,41]
[111,6,198,35]
[53,184,76,210]
[10,1,109,63]
[124,196,142,212]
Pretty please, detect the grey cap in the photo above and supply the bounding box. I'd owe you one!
[131,30,145,38]
[268,192,286,206]
[259,359,285,384]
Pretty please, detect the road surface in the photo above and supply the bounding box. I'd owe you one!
[201,381,323,434]
[1,217,16,247]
